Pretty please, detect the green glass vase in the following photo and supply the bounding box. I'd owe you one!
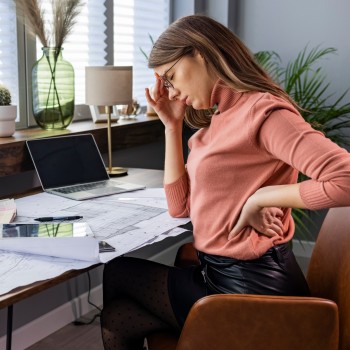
[32,47,75,129]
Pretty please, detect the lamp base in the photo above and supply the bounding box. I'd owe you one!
[106,166,128,177]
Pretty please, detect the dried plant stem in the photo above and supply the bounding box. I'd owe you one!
[14,0,83,49]
[15,0,48,47]
[53,0,83,49]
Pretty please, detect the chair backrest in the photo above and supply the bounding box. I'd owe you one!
[307,207,350,350]
[175,294,338,350]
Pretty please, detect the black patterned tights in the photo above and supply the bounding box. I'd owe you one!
[101,257,179,349]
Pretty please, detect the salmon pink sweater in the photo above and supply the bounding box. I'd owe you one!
[164,82,350,259]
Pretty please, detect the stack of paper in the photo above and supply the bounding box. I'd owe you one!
[0,198,16,223]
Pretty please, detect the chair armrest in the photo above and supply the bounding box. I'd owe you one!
[177,294,339,350]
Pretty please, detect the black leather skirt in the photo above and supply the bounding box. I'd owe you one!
[168,243,310,327]
[198,243,310,296]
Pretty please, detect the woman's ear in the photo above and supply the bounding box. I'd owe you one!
[194,50,205,63]
[196,50,204,59]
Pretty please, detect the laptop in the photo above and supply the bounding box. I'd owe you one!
[26,134,145,200]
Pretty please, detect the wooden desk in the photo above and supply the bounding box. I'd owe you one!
[0,168,166,350]
[0,115,164,177]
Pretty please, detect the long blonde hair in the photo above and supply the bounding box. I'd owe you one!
[148,15,298,129]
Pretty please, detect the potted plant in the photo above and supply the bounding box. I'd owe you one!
[255,46,350,240]
[0,84,17,137]
[15,0,83,130]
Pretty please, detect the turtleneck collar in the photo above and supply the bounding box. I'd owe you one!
[210,80,243,113]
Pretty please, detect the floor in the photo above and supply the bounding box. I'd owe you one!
[26,310,104,350]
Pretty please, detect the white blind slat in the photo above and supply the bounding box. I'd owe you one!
[0,0,19,112]
[114,0,170,104]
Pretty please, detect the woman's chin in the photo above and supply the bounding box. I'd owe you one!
[191,101,207,110]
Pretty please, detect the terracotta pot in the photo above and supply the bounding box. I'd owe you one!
[0,105,16,137]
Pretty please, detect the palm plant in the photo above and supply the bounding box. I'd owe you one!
[255,46,350,240]
[140,34,155,61]
[255,46,350,146]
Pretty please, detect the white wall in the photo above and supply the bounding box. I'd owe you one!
[173,0,350,102]
[236,0,350,102]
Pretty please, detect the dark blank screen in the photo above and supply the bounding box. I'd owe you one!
[27,134,109,189]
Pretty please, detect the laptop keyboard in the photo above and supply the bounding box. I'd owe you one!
[54,181,121,194]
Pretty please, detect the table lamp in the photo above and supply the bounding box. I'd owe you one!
[85,66,132,176]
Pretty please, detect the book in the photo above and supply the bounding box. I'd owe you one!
[0,198,16,223]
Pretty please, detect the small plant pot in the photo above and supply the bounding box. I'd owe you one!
[0,105,17,137]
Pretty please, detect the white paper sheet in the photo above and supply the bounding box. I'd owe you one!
[0,251,95,295]
[0,188,191,296]
[0,236,99,262]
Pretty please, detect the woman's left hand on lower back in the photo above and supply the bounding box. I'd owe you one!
[228,197,284,240]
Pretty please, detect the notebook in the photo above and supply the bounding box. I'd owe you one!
[26,134,145,200]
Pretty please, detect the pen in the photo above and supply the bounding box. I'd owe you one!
[34,216,83,222]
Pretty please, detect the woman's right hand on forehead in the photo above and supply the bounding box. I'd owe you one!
[145,74,186,131]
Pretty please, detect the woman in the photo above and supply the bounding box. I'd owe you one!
[101,15,350,349]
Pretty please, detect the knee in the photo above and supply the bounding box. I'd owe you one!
[103,256,136,281]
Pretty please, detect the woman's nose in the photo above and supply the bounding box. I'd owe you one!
[168,87,179,101]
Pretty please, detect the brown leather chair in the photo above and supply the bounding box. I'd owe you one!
[147,206,350,350]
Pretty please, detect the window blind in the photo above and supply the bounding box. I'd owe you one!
[0,0,19,109]
[37,0,170,106]
[114,0,170,105]
[0,0,170,127]
[36,0,107,104]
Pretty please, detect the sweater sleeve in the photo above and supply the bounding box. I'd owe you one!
[164,172,191,217]
[254,103,350,210]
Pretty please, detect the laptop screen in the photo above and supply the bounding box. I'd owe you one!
[26,134,109,189]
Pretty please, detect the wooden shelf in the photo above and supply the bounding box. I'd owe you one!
[0,115,164,177]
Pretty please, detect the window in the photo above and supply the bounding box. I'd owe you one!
[0,0,169,128]
[0,0,19,113]
[114,0,170,105]
[36,0,107,105]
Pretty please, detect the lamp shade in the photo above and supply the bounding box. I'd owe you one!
[85,66,132,106]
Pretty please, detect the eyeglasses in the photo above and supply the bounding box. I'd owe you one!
[160,56,183,90]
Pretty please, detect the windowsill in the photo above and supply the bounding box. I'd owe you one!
[0,114,164,177]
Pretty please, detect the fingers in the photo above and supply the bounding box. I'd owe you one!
[145,74,162,103]
[152,76,162,100]
[228,221,244,240]
[145,87,153,104]
[153,73,169,100]
[263,211,284,237]
[228,209,284,241]
[270,207,284,218]
[265,223,283,237]
[265,228,281,238]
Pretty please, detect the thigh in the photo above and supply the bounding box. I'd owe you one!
[103,257,178,328]
[103,257,170,304]
[168,265,207,327]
